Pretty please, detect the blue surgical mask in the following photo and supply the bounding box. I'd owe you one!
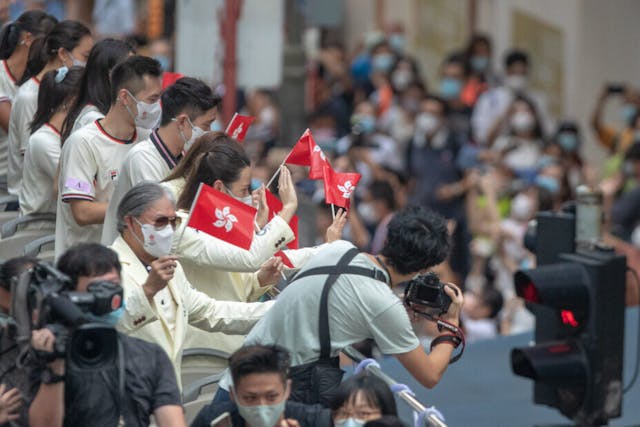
[537,155,559,169]
[389,33,406,52]
[233,389,286,427]
[153,55,170,71]
[440,77,463,100]
[621,104,637,126]
[535,175,560,195]
[87,305,125,326]
[335,418,366,427]
[210,120,223,132]
[371,53,394,73]
[470,56,489,72]
[355,115,376,134]
[557,132,578,152]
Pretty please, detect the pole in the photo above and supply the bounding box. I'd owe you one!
[342,346,448,427]
[220,0,242,125]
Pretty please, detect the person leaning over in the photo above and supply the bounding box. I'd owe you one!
[111,182,280,387]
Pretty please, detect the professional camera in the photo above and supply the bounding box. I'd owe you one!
[13,262,122,369]
[403,272,455,316]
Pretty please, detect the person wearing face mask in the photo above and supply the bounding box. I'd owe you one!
[111,182,277,387]
[55,55,163,259]
[192,345,332,427]
[471,49,553,145]
[101,77,220,245]
[591,83,640,155]
[28,243,186,427]
[460,34,497,107]
[329,374,398,427]
[7,20,93,203]
[438,53,472,141]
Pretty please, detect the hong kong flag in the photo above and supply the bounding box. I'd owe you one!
[323,165,361,210]
[284,129,330,179]
[162,72,184,89]
[264,188,299,249]
[186,183,257,250]
[225,113,255,141]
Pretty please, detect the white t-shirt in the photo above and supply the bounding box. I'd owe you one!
[102,130,182,245]
[20,124,61,217]
[218,240,420,390]
[0,60,19,182]
[55,120,148,259]
[7,77,39,195]
[71,104,104,135]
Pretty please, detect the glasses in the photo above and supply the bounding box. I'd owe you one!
[334,408,381,421]
[136,216,178,229]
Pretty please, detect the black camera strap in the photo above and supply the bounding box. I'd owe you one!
[286,247,390,361]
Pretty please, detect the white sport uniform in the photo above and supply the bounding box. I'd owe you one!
[55,120,149,258]
[101,129,182,245]
[0,60,19,187]
[71,104,104,135]
[19,123,62,218]
[7,77,39,195]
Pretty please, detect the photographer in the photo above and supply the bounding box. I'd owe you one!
[28,243,185,427]
[214,205,464,406]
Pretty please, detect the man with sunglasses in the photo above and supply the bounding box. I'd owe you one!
[29,243,186,427]
[110,182,281,387]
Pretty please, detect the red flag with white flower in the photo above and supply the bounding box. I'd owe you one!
[186,183,257,250]
[284,129,330,180]
[323,165,361,210]
[225,113,255,141]
[264,188,299,249]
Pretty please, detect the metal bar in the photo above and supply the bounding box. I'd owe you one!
[342,346,447,427]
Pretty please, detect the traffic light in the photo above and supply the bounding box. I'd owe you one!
[511,229,627,425]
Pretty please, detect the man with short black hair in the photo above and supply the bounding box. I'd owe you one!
[214,206,464,406]
[29,243,185,427]
[191,345,331,427]
[101,77,220,245]
[55,55,163,258]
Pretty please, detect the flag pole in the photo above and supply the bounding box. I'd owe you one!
[172,183,203,254]
[331,203,335,220]
[265,161,286,189]
[225,112,238,133]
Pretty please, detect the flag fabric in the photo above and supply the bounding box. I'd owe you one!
[225,113,255,141]
[275,250,294,268]
[284,129,330,179]
[186,183,257,250]
[162,72,184,89]
[264,188,299,249]
[322,165,361,210]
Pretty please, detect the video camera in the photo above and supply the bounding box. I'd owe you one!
[13,262,123,370]
[404,272,456,316]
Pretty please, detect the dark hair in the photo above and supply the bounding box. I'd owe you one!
[56,243,121,290]
[329,374,397,416]
[174,133,249,210]
[480,286,504,319]
[625,142,640,162]
[381,205,450,275]
[30,66,83,134]
[0,256,38,291]
[19,20,91,86]
[422,94,449,117]
[504,49,529,69]
[510,94,544,139]
[159,77,219,126]
[229,345,291,386]
[364,416,407,427]
[0,10,57,60]
[442,51,470,77]
[61,38,134,141]
[163,131,228,185]
[109,55,162,103]
[369,180,395,211]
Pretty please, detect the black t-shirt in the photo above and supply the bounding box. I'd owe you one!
[62,333,181,427]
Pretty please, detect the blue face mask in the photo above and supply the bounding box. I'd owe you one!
[210,121,223,132]
[335,418,366,427]
[535,175,560,195]
[470,56,489,72]
[389,33,406,52]
[355,115,376,134]
[557,132,578,152]
[87,305,125,326]
[537,155,559,169]
[153,55,170,71]
[621,104,638,126]
[371,53,394,73]
[440,78,463,100]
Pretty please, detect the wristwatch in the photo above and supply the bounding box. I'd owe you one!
[41,368,65,384]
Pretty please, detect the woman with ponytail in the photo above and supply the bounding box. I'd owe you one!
[0,10,57,192]
[6,20,92,204]
[60,38,135,143]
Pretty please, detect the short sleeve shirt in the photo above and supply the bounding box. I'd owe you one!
[62,334,181,427]
[7,77,39,195]
[71,104,104,135]
[54,120,144,259]
[0,60,19,178]
[101,130,182,245]
[19,124,61,216]
[218,240,420,390]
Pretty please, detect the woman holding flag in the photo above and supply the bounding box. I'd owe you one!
[162,133,346,358]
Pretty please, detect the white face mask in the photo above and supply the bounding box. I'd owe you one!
[505,74,528,91]
[68,52,86,67]
[174,117,206,151]
[335,418,366,427]
[391,69,413,91]
[125,90,162,129]
[357,202,378,225]
[510,111,535,133]
[134,218,174,258]
[234,390,286,427]
[415,112,441,136]
[510,193,534,221]
[226,186,253,206]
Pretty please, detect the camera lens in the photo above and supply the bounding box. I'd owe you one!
[68,325,118,370]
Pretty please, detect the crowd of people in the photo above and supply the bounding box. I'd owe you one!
[0,4,638,427]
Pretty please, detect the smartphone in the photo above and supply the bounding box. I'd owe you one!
[210,411,233,427]
[607,83,626,94]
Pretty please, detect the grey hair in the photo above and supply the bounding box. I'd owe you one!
[116,181,176,233]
